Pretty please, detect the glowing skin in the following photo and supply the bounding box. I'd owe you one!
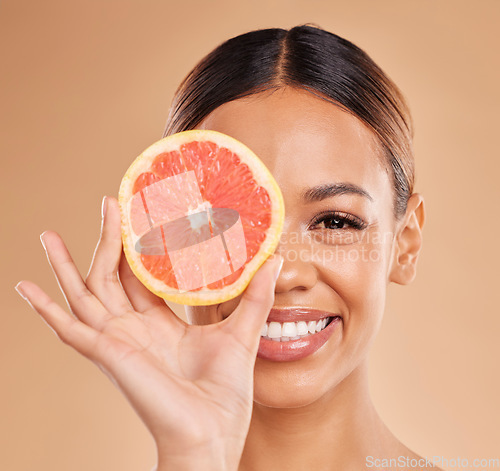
[186,87,436,470]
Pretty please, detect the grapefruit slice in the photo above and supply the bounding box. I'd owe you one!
[119,130,284,306]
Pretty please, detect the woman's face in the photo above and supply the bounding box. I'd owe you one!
[188,87,399,408]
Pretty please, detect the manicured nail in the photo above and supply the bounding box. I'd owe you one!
[272,255,284,282]
[40,232,47,250]
[15,282,27,300]
[101,196,107,218]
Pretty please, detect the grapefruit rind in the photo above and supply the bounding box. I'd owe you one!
[119,129,284,306]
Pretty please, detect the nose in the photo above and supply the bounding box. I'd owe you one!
[273,231,318,293]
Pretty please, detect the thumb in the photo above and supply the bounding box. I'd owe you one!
[226,254,283,354]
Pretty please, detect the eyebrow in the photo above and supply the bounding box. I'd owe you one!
[302,182,373,203]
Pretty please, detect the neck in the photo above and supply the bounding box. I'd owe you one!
[239,359,396,470]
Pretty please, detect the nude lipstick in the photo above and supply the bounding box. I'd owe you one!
[257,307,341,362]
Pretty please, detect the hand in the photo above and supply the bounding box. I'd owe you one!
[15,196,283,471]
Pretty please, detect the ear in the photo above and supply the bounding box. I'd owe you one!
[388,193,425,285]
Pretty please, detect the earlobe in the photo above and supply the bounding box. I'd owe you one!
[389,193,425,285]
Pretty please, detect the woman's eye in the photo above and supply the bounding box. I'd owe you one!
[317,216,347,229]
[310,212,366,231]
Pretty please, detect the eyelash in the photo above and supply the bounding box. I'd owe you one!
[309,210,367,231]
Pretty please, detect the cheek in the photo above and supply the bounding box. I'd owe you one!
[319,237,391,343]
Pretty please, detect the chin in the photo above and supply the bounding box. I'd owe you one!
[253,389,322,409]
[252,357,343,408]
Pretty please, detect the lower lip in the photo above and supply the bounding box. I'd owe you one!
[256,317,341,362]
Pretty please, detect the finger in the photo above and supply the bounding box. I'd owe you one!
[223,254,283,355]
[15,280,149,381]
[118,250,170,315]
[16,280,197,439]
[85,196,134,316]
[40,230,112,329]
[15,280,102,360]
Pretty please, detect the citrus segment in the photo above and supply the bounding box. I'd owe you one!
[119,129,284,306]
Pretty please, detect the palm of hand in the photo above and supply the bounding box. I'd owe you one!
[96,304,256,446]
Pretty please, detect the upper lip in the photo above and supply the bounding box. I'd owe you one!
[267,307,340,323]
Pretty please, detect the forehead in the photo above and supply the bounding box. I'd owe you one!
[196,87,390,206]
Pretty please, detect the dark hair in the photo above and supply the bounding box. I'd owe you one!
[164,24,414,218]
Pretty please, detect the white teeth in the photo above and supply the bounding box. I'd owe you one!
[261,318,332,341]
[307,321,316,334]
[282,322,297,337]
[260,323,268,337]
[268,322,282,339]
[297,321,308,336]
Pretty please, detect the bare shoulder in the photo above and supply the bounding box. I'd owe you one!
[373,423,445,471]
[395,446,445,471]
[367,435,445,471]
[408,452,445,471]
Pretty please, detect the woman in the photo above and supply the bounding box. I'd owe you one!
[15,25,441,470]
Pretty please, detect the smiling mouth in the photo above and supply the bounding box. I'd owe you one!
[261,316,340,341]
[256,308,342,362]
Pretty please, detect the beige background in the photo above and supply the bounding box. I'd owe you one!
[2,1,499,470]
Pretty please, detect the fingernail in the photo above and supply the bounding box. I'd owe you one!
[40,232,47,250]
[15,282,27,300]
[272,255,284,282]
[101,196,107,218]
